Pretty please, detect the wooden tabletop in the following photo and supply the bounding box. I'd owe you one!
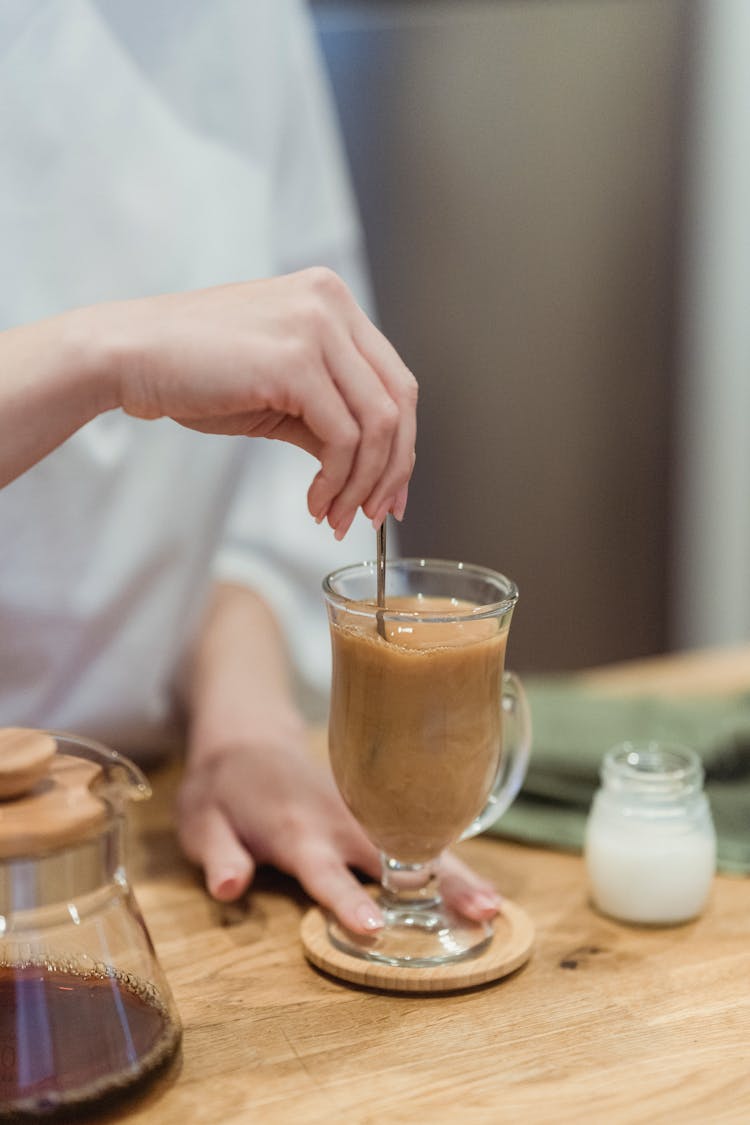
[104,646,750,1125]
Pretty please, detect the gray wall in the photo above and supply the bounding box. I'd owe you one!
[313,0,690,672]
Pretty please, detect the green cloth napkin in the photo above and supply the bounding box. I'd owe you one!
[485,679,750,874]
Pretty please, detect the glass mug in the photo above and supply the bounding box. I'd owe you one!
[323,558,531,967]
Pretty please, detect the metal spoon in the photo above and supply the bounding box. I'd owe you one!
[376,519,387,639]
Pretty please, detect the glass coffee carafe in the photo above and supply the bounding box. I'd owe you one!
[0,728,181,1120]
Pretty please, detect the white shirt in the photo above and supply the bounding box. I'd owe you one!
[0,0,378,755]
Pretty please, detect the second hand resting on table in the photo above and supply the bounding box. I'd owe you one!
[1,267,502,933]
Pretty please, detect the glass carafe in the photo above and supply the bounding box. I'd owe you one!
[0,729,181,1120]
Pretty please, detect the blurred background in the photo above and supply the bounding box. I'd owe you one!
[310,0,750,674]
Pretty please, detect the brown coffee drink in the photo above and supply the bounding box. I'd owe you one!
[329,596,508,863]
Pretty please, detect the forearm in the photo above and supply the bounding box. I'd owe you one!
[0,307,118,487]
[184,581,307,767]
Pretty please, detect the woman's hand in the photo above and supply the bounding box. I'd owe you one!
[106,268,417,536]
[175,737,504,935]
[1,268,417,536]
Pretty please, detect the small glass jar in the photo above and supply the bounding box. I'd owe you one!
[584,741,717,926]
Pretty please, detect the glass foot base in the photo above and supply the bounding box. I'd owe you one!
[327,903,493,968]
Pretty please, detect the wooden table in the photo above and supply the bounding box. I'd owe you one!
[104,647,750,1125]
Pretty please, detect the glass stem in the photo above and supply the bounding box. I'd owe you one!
[379,853,442,911]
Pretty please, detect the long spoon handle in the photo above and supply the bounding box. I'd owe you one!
[376,520,387,639]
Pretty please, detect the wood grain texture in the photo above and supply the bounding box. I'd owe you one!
[98,646,750,1125]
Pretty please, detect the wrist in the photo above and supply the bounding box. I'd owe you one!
[0,306,126,488]
[187,707,308,769]
[58,303,125,417]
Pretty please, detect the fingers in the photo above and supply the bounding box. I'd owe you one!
[296,270,418,535]
[294,846,384,935]
[321,340,401,538]
[294,844,500,931]
[178,800,255,902]
[290,369,362,524]
[304,369,401,535]
[350,314,418,526]
[114,269,417,536]
[391,480,410,523]
[439,851,503,922]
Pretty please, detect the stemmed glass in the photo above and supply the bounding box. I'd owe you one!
[323,558,531,967]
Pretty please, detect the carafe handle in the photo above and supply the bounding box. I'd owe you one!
[459,670,531,840]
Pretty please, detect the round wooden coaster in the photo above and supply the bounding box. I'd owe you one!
[300,898,534,993]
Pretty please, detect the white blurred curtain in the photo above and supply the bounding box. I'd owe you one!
[672,0,750,648]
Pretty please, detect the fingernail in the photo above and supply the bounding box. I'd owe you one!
[212,873,240,900]
[370,502,389,531]
[473,890,503,912]
[355,902,383,931]
[393,489,408,522]
[334,512,355,541]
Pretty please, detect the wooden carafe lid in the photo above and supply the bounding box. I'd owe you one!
[0,728,107,858]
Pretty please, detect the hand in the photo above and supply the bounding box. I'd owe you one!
[105,268,417,536]
[175,738,503,935]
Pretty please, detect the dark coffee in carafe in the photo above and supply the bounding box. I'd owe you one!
[0,962,180,1119]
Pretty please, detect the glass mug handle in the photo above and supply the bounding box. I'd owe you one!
[460,670,532,840]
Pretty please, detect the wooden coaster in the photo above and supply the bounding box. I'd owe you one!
[300,898,534,993]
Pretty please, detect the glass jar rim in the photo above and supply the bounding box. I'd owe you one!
[322,557,518,622]
[601,740,704,796]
